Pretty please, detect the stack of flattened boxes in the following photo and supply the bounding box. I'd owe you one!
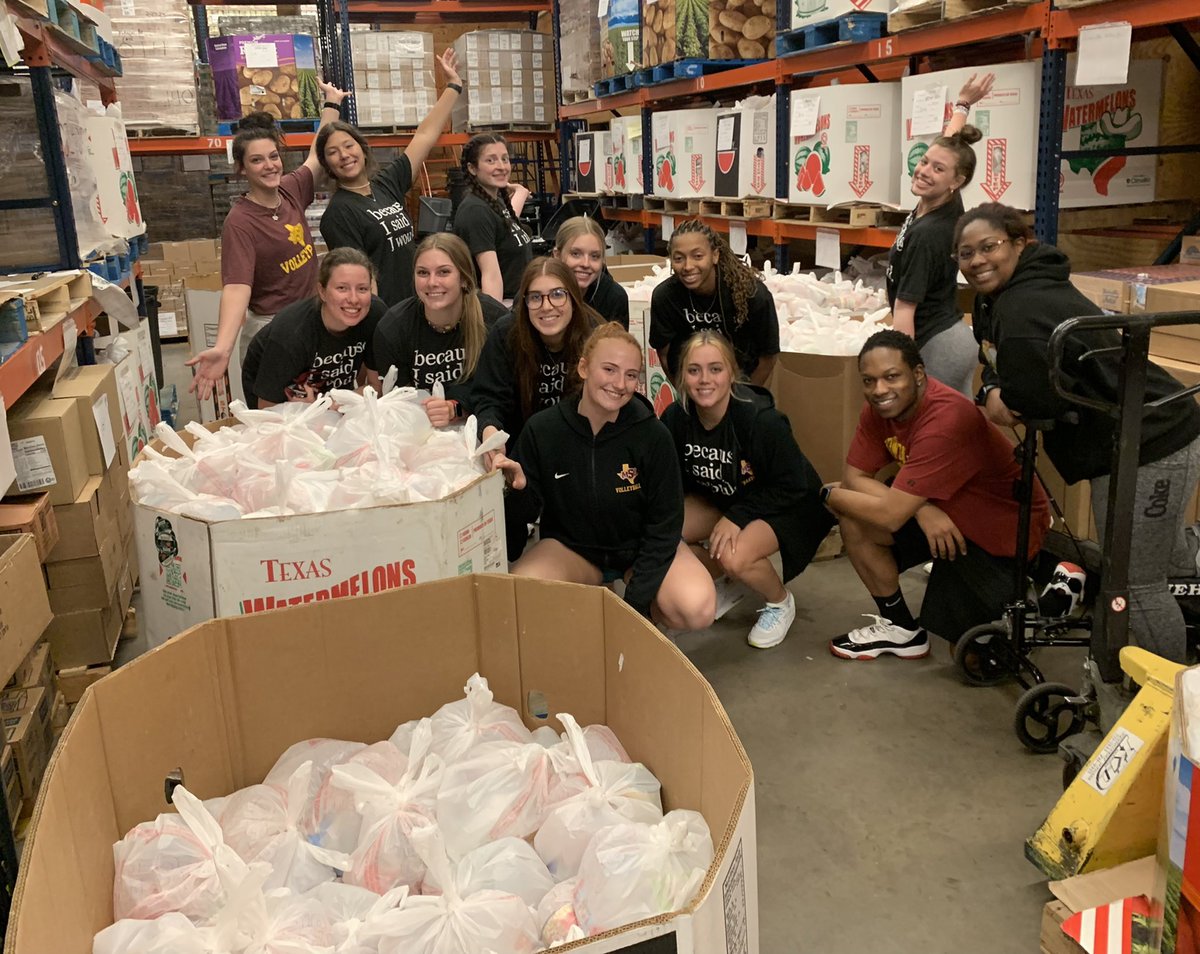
[451,30,554,131]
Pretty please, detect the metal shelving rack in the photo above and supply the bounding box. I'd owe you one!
[557,0,1200,258]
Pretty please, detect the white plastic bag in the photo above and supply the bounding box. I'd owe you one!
[112,785,250,923]
[305,882,408,954]
[535,714,663,880]
[304,740,408,854]
[429,673,532,764]
[435,739,557,859]
[212,864,335,954]
[334,720,442,893]
[535,878,583,946]
[265,739,366,817]
[218,761,351,892]
[92,913,212,954]
[422,837,554,908]
[364,826,540,954]
[574,810,714,934]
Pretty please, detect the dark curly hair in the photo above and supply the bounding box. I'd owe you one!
[668,219,758,329]
[859,329,925,372]
[231,112,285,170]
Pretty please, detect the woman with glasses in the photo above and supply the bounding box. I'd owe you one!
[886,72,994,396]
[956,201,1200,664]
[491,322,716,630]
[453,133,533,304]
[472,257,601,557]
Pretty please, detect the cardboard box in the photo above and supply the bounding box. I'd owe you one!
[1042,857,1156,954]
[43,561,132,670]
[205,34,320,122]
[1,684,51,800]
[1060,57,1162,209]
[54,664,111,705]
[790,0,886,27]
[135,423,507,643]
[1156,668,1200,954]
[45,538,126,614]
[789,84,900,206]
[45,475,120,563]
[769,352,863,483]
[642,0,774,66]
[9,642,52,692]
[49,690,68,734]
[51,364,123,477]
[1143,282,1200,364]
[184,273,241,422]
[714,97,776,201]
[0,745,20,828]
[0,535,52,689]
[8,575,759,954]
[609,115,644,195]
[574,131,612,194]
[6,392,90,506]
[1069,266,1200,315]
[900,60,1041,211]
[652,108,718,199]
[1182,236,1200,267]
[602,0,641,77]
[0,494,58,563]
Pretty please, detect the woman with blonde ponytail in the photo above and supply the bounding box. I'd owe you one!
[373,233,509,427]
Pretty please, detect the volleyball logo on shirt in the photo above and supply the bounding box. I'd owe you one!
[286,223,306,246]
[739,459,755,484]
[614,464,642,494]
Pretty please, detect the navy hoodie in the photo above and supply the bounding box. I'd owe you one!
[973,242,1200,484]
[511,392,684,618]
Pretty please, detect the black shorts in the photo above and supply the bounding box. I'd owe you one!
[891,518,1019,641]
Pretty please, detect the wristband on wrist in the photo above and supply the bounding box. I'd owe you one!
[323,100,341,111]
[447,81,463,94]
[953,102,970,115]
[819,485,833,508]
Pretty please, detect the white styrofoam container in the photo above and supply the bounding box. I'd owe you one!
[714,97,776,200]
[788,83,900,206]
[899,60,1042,211]
[135,467,507,643]
[575,130,613,193]
[1059,56,1163,208]
[789,0,887,29]
[652,108,718,199]
[610,114,644,195]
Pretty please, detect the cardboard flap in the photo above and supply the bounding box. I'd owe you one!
[1050,856,1157,912]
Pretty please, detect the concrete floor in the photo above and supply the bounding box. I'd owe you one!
[126,342,1086,953]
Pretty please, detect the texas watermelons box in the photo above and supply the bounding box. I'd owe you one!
[713,97,776,201]
[206,34,321,121]
[651,108,718,199]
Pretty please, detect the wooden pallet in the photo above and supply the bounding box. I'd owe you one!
[944,0,1039,20]
[774,202,907,228]
[599,193,645,210]
[562,87,598,104]
[644,196,703,215]
[357,123,421,134]
[777,13,887,56]
[0,271,93,334]
[696,197,774,219]
[887,0,944,32]
[126,125,201,138]
[459,122,555,133]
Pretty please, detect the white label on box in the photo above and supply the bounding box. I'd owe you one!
[0,399,14,496]
[498,33,511,50]
[791,96,820,137]
[512,53,524,69]
[1081,727,1143,795]
[490,69,501,87]
[598,0,609,15]
[489,51,500,67]
[397,34,425,56]
[752,110,769,145]
[10,436,56,492]
[910,86,947,136]
[534,71,545,87]
[491,102,503,122]
[1075,22,1132,85]
[513,102,525,120]
[468,69,480,87]
[512,69,523,86]
[728,221,747,255]
[243,41,279,69]
[92,393,118,469]
[816,228,840,269]
[466,33,478,51]
[534,105,546,122]
[717,115,735,152]
[533,88,545,105]
[579,138,591,163]
[533,53,544,69]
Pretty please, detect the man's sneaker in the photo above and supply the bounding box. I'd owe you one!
[748,591,796,649]
[829,614,930,660]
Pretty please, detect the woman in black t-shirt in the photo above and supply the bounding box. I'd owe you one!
[661,331,831,650]
[452,133,533,303]
[317,49,464,306]
[649,219,779,386]
[886,72,993,396]
[373,233,508,426]
[552,216,629,328]
[242,247,384,408]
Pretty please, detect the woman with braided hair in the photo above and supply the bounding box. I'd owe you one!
[649,219,779,386]
[453,133,533,304]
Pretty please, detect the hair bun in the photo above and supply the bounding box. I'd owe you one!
[237,111,279,133]
[955,124,983,146]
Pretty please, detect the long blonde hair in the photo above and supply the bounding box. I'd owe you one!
[674,330,748,414]
[414,233,487,382]
[554,216,607,257]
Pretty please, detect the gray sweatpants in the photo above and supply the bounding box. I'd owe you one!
[1090,433,1200,663]
[920,320,977,398]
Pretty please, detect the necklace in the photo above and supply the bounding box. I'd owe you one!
[248,192,283,220]
[686,271,723,322]
[342,181,373,197]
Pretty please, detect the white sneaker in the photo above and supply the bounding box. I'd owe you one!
[748,591,796,649]
[829,614,929,660]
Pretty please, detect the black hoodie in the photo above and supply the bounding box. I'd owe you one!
[661,385,829,580]
[470,313,569,446]
[583,269,630,329]
[973,243,1200,484]
[511,392,684,618]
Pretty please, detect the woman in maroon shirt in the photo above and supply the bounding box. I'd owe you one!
[188,78,347,401]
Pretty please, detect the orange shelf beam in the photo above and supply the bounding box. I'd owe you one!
[12,15,116,94]
[127,129,558,155]
[344,0,549,20]
[559,60,777,120]
[603,206,896,248]
[1048,0,1200,43]
[0,299,100,409]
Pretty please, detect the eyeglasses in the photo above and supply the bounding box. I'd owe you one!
[525,287,569,309]
[954,238,1009,264]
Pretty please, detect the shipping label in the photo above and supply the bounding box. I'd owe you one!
[10,437,56,492]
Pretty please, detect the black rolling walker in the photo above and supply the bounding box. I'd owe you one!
[950,418,1092,754]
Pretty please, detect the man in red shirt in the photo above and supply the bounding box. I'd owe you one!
[822,329,1048,660]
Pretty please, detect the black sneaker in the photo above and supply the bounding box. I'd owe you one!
[829,614,930,660]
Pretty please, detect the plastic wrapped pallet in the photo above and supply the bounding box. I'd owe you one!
[112,0,200,133]
[350,30,435,129]
[451,30,554,131]
[0,78,61,269]
[558,0,601,99]
[54,89,111,260]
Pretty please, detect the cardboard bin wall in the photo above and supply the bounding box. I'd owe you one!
[7,575,758,954]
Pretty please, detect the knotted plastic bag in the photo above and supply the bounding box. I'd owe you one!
[428,672,532,765]
[421,836,555,908]
[92,912,212,954]
[304,882,408,954]
[535,878,585,947]
[304,740,408,854]
[211,863,335,954]
[573,810,714,935]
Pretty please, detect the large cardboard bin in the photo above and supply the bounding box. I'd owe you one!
[770,352,863,484]
[6,575,759,954]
